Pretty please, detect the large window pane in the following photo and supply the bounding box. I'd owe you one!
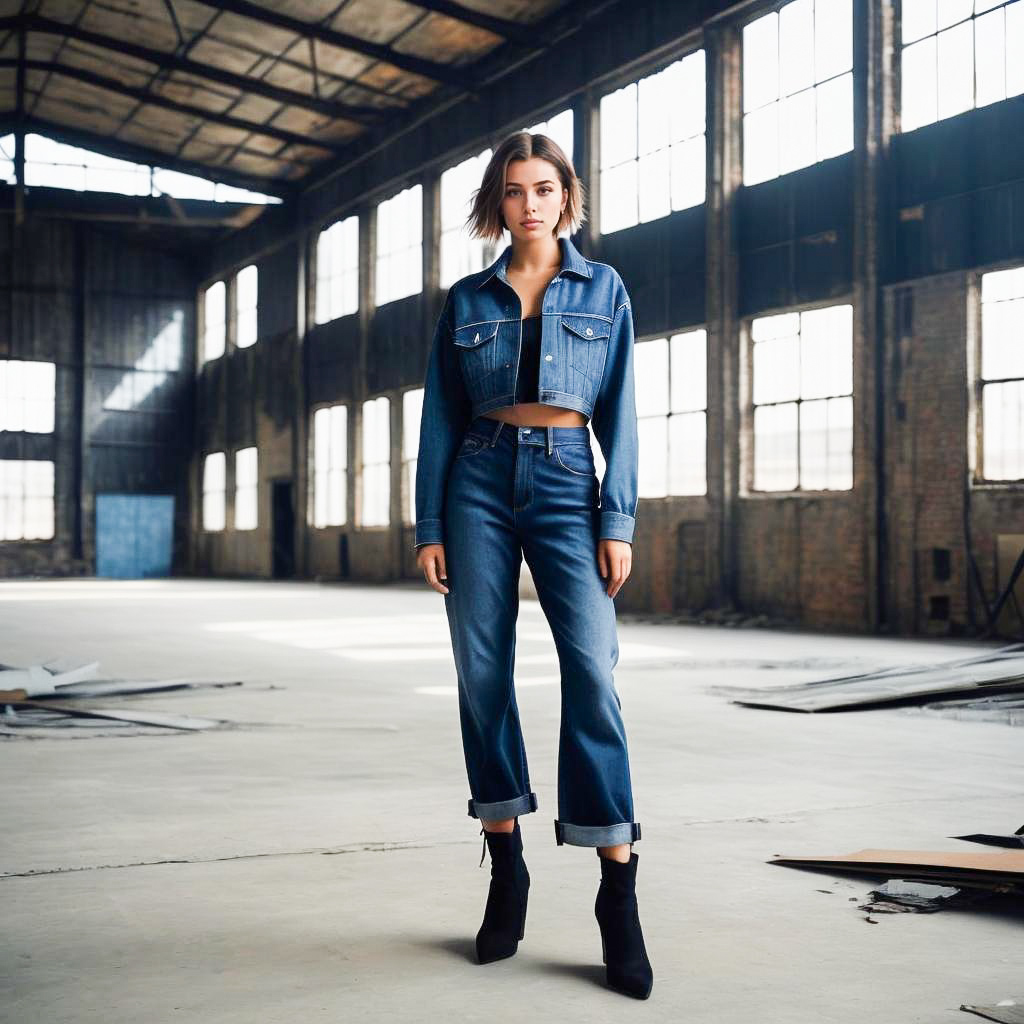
[203,281,226,362]
[600,53,706,235]
[0,460,54,540]
[743,0,853,184]
[751,303,853,491]
[0,360,56,433]
[980,266,1024,480]
[375,185,422,306]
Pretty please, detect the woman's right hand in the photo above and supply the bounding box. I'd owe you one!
[416,544,449,594]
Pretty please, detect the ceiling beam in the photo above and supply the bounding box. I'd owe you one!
[300,0,618,196]
[187,0,483,88]
[18,115,294,200]
[8,14,384,126]
[403,0,535,45]
[0,186,266,228]
[0,59,342,155]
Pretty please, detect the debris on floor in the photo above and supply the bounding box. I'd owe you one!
[952,825,1024,849]
[3,702,224,731]
[769,847,1024,893]
[911,692,1024,726]
[711,642,1024,713]
[960,1000,1024,1023]
[0,658,242,736]
[859,879,964,914]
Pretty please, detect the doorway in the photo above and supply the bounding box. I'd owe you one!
[271,480,295,579]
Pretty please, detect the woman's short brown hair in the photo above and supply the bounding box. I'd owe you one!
[466,131,586,243]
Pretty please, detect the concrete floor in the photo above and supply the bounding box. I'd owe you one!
[1,578,1021,1023]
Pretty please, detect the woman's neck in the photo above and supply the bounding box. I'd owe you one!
[508,235,562,276]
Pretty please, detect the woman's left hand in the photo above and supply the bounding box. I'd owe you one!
[597,539,632,598]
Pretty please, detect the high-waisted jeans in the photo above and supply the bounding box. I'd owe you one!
[442,414,641,848]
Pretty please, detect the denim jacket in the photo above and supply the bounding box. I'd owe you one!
[414,235,638,549]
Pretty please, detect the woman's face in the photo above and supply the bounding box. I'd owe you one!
[501,156,568,243]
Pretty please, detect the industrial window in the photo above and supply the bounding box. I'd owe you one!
[0,460,54,541]
[634,330,708,497]
[523,108,574,165]
[311,404,348,528]
[402,388,424,526]
[599,50,706,234]
[361,396,390,526]
[0,360,56,433]
[901,0,1023,132]
[202,280,226,363]
[0,134,13,184]
[235,265,258,349]
[742,0,853,186]
[750,303,853,491]
[979,266,1024,480]
[315,215,359,324]
[375,184,422,306]
[2,133,281,203]
[202,452,226,532]
[440,149,493,288]
[234,447,258,531]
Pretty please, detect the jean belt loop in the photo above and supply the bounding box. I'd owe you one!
[489,419,504,447]
[546,425,553,457]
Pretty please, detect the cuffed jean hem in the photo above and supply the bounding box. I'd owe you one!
[467,791,539,820]
[553,820,642,847]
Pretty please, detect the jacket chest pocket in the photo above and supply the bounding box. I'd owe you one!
[453,321,500,388]
[560,314,611,382]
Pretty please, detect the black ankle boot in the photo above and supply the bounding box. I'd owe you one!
[475,819,530,964]
[594,851,653,999]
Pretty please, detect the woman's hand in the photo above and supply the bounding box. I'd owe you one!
[597,539,632,598]
[416,543,449,595]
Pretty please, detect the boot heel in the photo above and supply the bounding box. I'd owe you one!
[601,933,607,964]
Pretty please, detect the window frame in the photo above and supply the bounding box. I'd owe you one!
[740,296,856,497]
[969,264,1024,486]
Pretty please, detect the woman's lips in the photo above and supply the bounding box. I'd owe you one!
[522,221,541,227]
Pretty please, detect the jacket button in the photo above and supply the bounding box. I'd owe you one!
[585,327,593,336]
[545,354,553,361]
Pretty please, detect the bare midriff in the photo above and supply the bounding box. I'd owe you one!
[482,405,587,427]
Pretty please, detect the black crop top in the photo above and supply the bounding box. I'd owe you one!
[513,315,542,404]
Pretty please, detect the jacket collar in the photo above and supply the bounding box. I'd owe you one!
[475,234,593,289]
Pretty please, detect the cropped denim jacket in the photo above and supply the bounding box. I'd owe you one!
[413,235,639,549]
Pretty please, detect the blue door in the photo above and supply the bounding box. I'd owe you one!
[96,495,175,578]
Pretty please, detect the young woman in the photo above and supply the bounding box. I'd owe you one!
[413,131,652,1000]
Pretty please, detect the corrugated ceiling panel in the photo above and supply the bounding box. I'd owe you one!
[79,3,181,53]
[311,40,374,82]
[331,0,423,46]
[391,11,500,66]
[59,41,159,88]
[205,12,300,55]
[225,93,282,124]
[150,74,240,115]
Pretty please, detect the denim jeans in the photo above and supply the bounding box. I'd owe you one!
[442,414,641,848]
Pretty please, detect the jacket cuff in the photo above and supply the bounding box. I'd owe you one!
[414,518,443,549]
[599,510,635,544]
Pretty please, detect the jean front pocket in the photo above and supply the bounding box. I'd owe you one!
[553,442,596,477]
[453,321,500,389]
[455,433,489,459]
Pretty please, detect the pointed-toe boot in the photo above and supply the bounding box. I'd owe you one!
[594,851,654,999]
[475,819,530,964]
